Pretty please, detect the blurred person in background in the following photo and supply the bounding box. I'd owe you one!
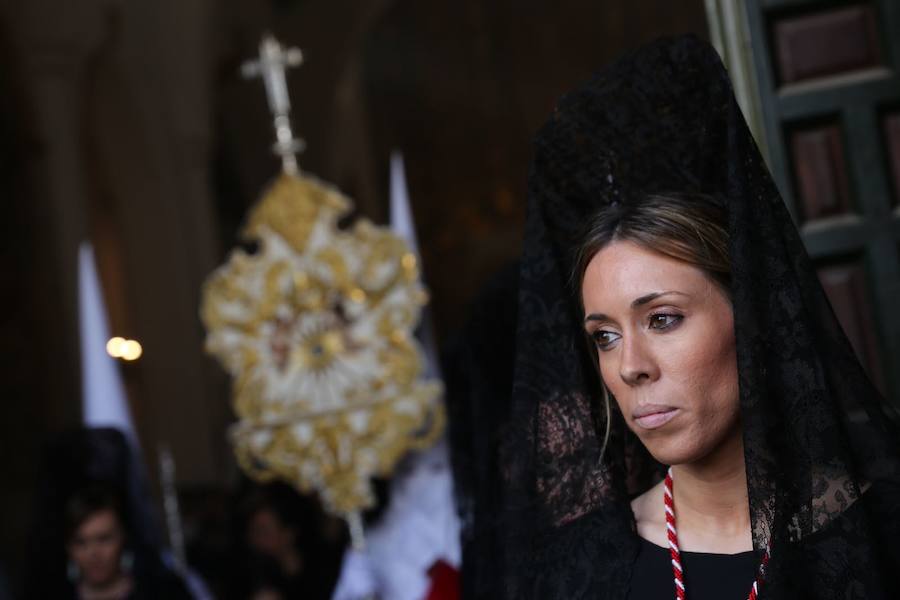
[65,484,134,599]
[64,483,192,600]
[25,428,193,600]
[231,482,342,600]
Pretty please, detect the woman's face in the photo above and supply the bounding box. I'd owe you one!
[67,508,126,587]
[581,240,740,465]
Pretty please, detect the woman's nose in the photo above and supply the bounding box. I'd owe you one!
[618,335,659,386]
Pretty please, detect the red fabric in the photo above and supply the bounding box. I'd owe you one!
[424,560,460,600]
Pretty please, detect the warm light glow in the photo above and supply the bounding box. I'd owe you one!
[107,336,143,361]
[120,340,143,361]
[106,337,126,358]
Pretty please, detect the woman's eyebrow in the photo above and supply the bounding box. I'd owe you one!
[583,313,609,324]
[584,291,690,324]
[630,290,688,308]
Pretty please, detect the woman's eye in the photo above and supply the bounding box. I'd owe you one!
[648,313,682,330]
[591,330,621,350]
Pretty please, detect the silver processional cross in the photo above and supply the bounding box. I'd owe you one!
[242,33,306,175]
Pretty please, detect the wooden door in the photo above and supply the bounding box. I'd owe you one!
[737,0,900,409]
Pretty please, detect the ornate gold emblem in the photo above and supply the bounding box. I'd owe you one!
[201,173,443,517]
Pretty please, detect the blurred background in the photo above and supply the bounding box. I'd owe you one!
[1,0,899,598]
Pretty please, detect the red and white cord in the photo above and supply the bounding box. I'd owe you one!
[664,468,686,600]
[664,467,770,600]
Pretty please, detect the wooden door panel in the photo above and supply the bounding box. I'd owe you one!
[818,260,886,394]
[773,5,882,85]
[789,120,854,223]
[744,0,900,407]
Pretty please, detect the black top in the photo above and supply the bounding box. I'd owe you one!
[628,537,759,600]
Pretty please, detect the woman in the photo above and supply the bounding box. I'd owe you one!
[65,485,136,600]
[230,482,341,600]
[62,483,193,600]
[497,35,900,599]
[578,192,764,598]
[25,428,193,600]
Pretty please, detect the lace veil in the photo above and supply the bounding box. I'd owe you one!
[493,35,900,599]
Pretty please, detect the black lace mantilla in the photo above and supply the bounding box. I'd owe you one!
[481,35,900,599]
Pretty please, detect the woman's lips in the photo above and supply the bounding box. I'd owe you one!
[632,406,679,430]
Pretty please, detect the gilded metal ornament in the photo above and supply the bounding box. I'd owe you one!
[201,172,444,517]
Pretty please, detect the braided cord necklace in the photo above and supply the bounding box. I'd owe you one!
[664,467,770,600]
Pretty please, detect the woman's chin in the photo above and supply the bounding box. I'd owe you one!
[84,568,120,588]
[639,436,702,466]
